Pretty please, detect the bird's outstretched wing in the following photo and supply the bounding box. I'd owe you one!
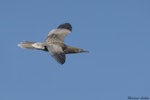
[45,29,71,43]
[47,44,66,64]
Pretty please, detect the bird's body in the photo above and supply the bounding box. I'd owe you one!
[18,23,88,64]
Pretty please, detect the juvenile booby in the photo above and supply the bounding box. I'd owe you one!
[18,23,88,64]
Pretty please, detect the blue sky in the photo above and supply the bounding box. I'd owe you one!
[0,0,150,100]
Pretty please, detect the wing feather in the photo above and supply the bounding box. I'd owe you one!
[47,44,66,64]
[45,29,71,43]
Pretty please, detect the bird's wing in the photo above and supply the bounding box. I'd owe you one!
[47,44,66,64]
[45,29,71,43]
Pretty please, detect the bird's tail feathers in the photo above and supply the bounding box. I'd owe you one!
[79,49,89,53]
[64,46,89,54]
[18,41,44,50]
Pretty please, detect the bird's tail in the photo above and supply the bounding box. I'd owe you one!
[18,41,44,50]
[64,46,89,54]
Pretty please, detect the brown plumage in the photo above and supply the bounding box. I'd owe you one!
[18,23,88,64]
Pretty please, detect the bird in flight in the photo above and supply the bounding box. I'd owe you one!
[18,23,88,64]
